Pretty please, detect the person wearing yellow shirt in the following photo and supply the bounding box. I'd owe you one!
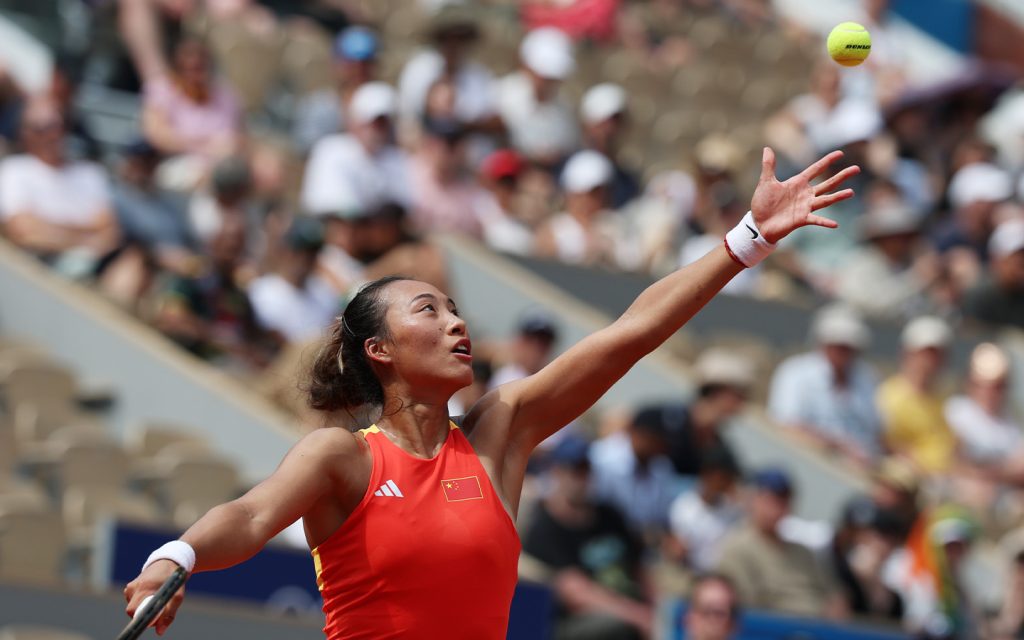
[876,316,957,473]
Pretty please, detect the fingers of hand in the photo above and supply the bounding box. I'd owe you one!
[155,591,184,633]
[759,146,777,181]
[801,150,844,182]
[808,213,840,228]
[813,165,860,196]
[811,189,854,212]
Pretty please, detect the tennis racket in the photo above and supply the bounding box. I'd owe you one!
[116,566,189,640]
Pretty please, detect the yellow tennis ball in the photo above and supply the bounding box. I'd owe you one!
[827,22,872,67]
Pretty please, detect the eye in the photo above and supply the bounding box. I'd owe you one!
[450,306,460,317]
[420,303,436,312]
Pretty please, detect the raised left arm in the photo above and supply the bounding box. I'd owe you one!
[496,148,858,449]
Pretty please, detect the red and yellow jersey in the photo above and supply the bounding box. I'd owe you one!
[312,422,521,640]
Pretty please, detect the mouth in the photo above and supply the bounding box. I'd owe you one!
[452,339,472,361]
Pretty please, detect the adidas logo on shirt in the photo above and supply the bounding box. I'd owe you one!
[373,479,404,498]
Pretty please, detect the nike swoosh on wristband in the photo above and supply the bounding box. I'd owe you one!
[745,224,758,239]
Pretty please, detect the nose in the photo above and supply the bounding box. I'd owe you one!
[448,313,467,336]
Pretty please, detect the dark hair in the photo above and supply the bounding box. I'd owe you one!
[307,276,413,413]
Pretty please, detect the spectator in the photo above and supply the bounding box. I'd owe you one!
[659,348,750,477]
[301,82,410,216]
[0,96,120,265]
[963,217,1024,329]
[830,496,905,620]
[521,436,652,640]
[315,208,369,296]
[765,61,843,173]
[625,169,696,275]
[836,204,940,320]
[357,202,451,293]
[877,316,957,474]
[933,163,1013,289]
[111,138,197,274]
[153,216,272,368]
[717,468,846,619]
[993,531,1024,639]
[476,149,535,256]
[407,116,487,237]
[49,61,100,161]
[489,311,559,389]
[768,305,884,468]
[188,155,261,251]
[576,83,640,208]
[681,573,741,640]
[870,457,922,540]
[397,5,497,132]
[141,38,243,164]
[946,343,1024,484]
[884,507,981,638]
[590,405,684,538]
[292,26,379,153]
[248,217,339,343]
[536,150,639,269]
[667,446,743,573]
[496,27,580,165]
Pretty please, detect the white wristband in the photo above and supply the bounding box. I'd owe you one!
[724,211,776,268]
[141,540,195,574]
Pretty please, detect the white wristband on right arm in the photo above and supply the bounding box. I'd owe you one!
[141,540,196,574]
[724,211,777,268]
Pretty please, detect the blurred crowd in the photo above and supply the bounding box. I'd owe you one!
[0,0,1023,638]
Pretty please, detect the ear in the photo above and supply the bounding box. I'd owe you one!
[365,337,392,365]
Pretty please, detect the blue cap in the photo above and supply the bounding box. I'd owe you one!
[335,26,378,61]
[750,467,793,497]
[547,435,591,468]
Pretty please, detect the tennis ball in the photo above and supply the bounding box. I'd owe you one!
[827,22,871,67]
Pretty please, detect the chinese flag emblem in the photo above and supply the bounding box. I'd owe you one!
[441,476,483,502]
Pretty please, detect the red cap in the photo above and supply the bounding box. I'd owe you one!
[481,149,525,180]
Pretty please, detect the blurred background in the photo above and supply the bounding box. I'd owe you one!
[0,0,1022,638]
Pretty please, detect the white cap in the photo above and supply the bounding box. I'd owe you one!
[947,162,1012,209]
[561,150,613,193]
[989,217,1024,259]
[820,100,882,150]
[350,82,396,125]
[520,27,575,80]
[812,304,870,349]
[901,315,953,351]
[581,83,627,124]
[695,348,755,389]
[861,204,921,239]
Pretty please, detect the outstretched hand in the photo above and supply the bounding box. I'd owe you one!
[751,147,860,244]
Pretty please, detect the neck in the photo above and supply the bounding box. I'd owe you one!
[903,368,932,392]
[376,389,451,458]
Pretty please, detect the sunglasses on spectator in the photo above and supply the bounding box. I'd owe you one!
[27,120,63,134]
[692,605,735,621]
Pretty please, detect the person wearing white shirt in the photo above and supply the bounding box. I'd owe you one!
[668,446,743,572]
[0,96,119,261]
[768,305,883,467]
[495,27,580,165]
[590,407,686,537]
[300,82,410,217]
[249,218,339,344]
[946,343,1024,484]
[397,6,496,129]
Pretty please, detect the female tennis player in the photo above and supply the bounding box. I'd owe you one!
[124,148,857,638]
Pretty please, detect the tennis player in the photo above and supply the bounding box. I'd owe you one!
[124,148,857,638]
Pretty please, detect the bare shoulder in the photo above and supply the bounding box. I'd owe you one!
[292,427,368,466]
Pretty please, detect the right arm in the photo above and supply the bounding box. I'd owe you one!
[124,428,364,632]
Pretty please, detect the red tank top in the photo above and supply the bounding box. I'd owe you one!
[311,422,521,640]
